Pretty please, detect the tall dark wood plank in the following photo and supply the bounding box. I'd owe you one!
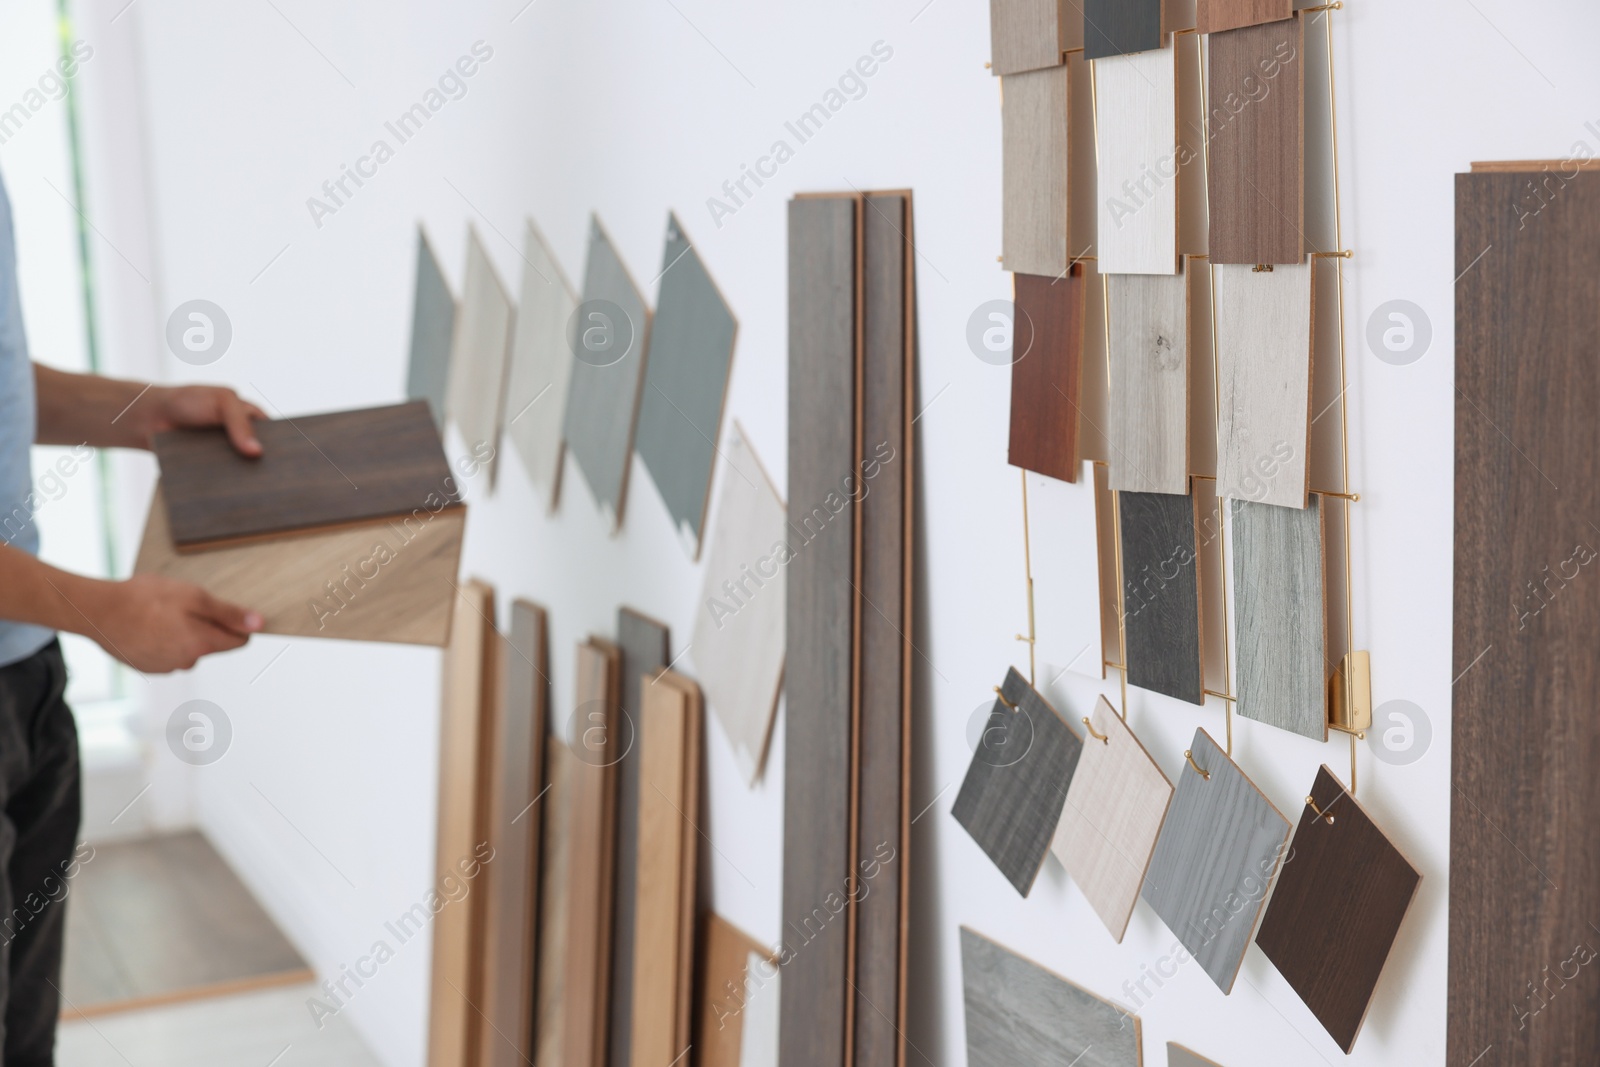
[1082,0,1162,60]
[1119,491,1203,705]
[1451,169,1600,1066]
[1009,269,1085,484]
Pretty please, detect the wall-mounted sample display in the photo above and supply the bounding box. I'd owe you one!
[446,228,516,484]
[953,667,1085,896]
[1206,19,1305,265]
[1096,47,1178,275]
[1141,728,1291,993]
[1256,766,1421,1053]
[505,219,578,510]
[1009,268,1085,484]
[961,926,1140,1066]
[1119,490,1203,705]
[1107,272,1188,494]
[1231,496,1326,740]
[1168,1043,1227,1067]
[406,228,456,427]
[1213,261,1314,509]
[535,740,577,1067]
[1197,0,1290,34]
[695,915,775,1067]
[989,0,1079,75]
[1083,0,1162,60]
[1001,64,1071,277]
[565,216,653,530]
[1052,695,1174,941]
[635,212,738,558]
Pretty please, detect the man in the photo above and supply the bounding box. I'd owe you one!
[0,171,261,1062]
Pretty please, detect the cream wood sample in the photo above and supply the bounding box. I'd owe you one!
[446,228,516,485]
[1108,272,1189,494]
[504,220,578,510]
[990,0,1077,76]
[1052,695,1174,941]
[134,484,464,648]
[1001,65,1071,277]
[535,741,577,1067]
[1213,261,1314,508]
[1096,47,1179,275]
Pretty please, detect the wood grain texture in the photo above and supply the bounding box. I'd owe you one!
[479,601,549,1067]
[1001,65,1071,277]
[952,667,1084,897]
[1108,272,1188,493]
[1009,268,1085,484]
[1206,19,1305,265]
[1083,0,1162,59]
[1119,491,1202,705]
[1096,48,1178,275]
[1255,766,1421,1053]
[407,229,456,427]
[535,741,576,1067]
[505,219,577,510]
[989,0,1071,76]
[960,927,1140,1067]
[1140,729,1289,993]
[696,915,772,1067]
[1231,497,1326,740]
[1195,0,1291,36]
[134,483,463,647]
[153,400,457,549]
[1168,1043,1227,1067]
[564,215,653,529]
[446,229,516,486]
[781,194,858,1067]
[1213,261,1313,508]
[1451,170,1600,1067]
[1052,695,1173,941]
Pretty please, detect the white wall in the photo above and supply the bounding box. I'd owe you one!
[74,0,1600,1064]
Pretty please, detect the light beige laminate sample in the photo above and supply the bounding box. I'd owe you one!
[1096,48,1179,275]
[446,229,516,485]
[1108,272,1188,494]
[504,220,578,509]
[1002,65,1071,277]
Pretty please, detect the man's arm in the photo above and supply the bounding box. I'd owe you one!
[33,365,265,454]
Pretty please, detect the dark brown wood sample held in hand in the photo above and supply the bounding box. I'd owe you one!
[1009,269,1085,484]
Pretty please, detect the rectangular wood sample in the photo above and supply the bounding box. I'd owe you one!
[1009,268,1086,484]
[407,228,456,427]
[635,212,739,558]
[535,740,577,1067]
[1196,0,1291,35]
[1083,0,1163,60]
[1255,766,1421,1053]
[1095,46,1179,275]
[1119,490,1203,705]
[1001,65,1072,277]
[961,926,1140,1066]
[1206,18,1305,265]
[1107,272,1188,493]
[990,0,1076,76]
[505,219,578,510]
[1231,496,1327,740]
[446,228,516,483]
[695,914,774,1067]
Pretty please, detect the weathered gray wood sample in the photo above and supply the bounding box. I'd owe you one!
[961,926,1140,1067]
[1231,496,1327,740]
[635,212,738,558]
[1108,272,1188,493]
[1096,47,1178,275]
[564,215,653,529]
[505,219,578,510]
[953,668,1084,896]
[1141,728,1291,993]
[406,228,456,427]
[1002,65,1071,277]
[1213,261,1313,509]
[990,0,1079,76]
[446,228,516,486]
[1119,490,1203,705]
[1169,1043,1227,1067]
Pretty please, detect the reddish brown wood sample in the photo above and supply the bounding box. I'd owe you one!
[1008,268,1085,484]
[1196,0,1291,34]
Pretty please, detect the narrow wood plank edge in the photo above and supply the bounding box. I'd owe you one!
[58,967,317,1022]
[1470,159,1600,173]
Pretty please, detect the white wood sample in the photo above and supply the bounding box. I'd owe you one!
[504,220,578,510]
[1108,272,1189,493]
[1095,47,1179,275]
[1027,471,1103,679]
[1002,65,1071,277]
[446,228,516,487]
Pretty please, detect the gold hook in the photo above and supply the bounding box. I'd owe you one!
[1305,795,1336,824]
[1184,750,1211,781]
[1083,717,1110,744]
[993,686,1018,711]
[1252,263,1275,272]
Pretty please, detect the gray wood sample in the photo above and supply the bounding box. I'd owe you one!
[446,228,516,485]
[1002,65,1071,277]
[1096,48,1179,275]
[1141,728,1291,993]
[635,212,738,558]
[1168,1043,1226,1067]
[990,0,1077,76]
[505,219,578,510]
[1231,497,1327,740]
[952,667,1084,896]
[1108,272,1188,494]
[406,228,456,427]
[1083,0,1163,60]
[961,926,1140,1067]
[564,215,653,529]
[1119,490,1203,705]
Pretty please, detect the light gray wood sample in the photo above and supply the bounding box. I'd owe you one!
[1140,728,1291,993]
[1213,262,1313,508]
[635,212,738,558]
[1002,65,1071,277]
[1231,497,1327,740]
[406,228,456,427]
[961,926,1140,1067]
[1108,272,1188,493]
[564,215,653,530]
[1168,1043,1226,1067]
[990,0,1076,76]
[505,219,577,510]
[1096,47,1178,275]
[446,228,516,485]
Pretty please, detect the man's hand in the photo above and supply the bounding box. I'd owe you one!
[33,366,266,456]
[138,385,266,456]
[85,574,263,673]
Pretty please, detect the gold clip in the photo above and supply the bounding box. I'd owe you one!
[1083,717,1110,744]
[1184,750,1211,781]
[993,686,1019,711]
[1252,264,1275,272]
[1327,650,1373,736]
[1305,795,1336,825]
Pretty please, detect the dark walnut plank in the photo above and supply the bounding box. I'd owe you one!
[1083,0,1162,60]
[1196,0,1292,34]
[1119,490,1203,705]
[1009,269,1085,484]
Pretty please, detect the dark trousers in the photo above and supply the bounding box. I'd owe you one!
[0,641,80,1067]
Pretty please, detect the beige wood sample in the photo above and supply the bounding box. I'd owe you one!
[1052,695,1174,941]
[1108,272,1189,494]
[1096,47,1179,275]
[535,741,576,1067]
[990,0,1077,76]
[1002,65,1071,277]
[446,228,516,485]
[696,914,774,1067]
[134,484,465,647]
[505,219,578,510]
[1213,261,1314,508]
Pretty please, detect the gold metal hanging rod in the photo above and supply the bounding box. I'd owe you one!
[1185,750,1212,780]
[1306,794,1337,824]
[1312,249,1354,259]
[1083,718,1110,744]
[993,686,1019,710]
[1299,1,1344,13]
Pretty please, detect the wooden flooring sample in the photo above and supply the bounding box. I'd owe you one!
[1001,65,1071,277]
[952,667,1084,896]
[695,915,771,1067]
[564,216,653,529]
[1213,261,1313,508]
[990,0,1074,76]
[1141,728,1290,993]
[1168,1044,1226,1067]
[446,228,516,481]
[153,400,458,548]
[1231,497,1326,740]
[1108,272,1187,493]
[479,601,549,1067]
[1196,0,1291,34]
[1096,47,1178,275]
[1052,695,1173,941]
[1206,19,1304,264]
[1255,766,1421,1053]
[1083,0,1162,59]
[1009,268,1086,483]
[961,926,1140,1067]
[691,425,786,784]
[406,228,456,427]
[782,194,858,1067]
[535,741,577,1067]
[1119,490,1203,705]
[505,219,577,510]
